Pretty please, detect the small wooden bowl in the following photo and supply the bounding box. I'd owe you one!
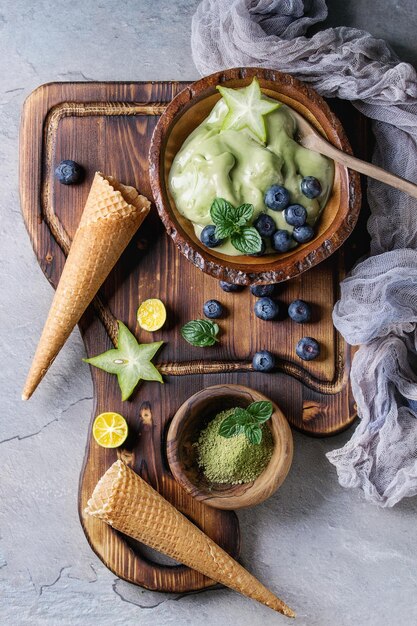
[149,67,361,285]
[166,384,293,510]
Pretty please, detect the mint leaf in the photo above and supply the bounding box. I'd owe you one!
[234,204,254,226]
[214,223,235,240]
[218,416,244,438]
[231,226,262,255]
[180,319,219,347]
[211,198,236,238]
[210,198,235,226]
[232,407,252,426]
[218,401,273,444]
[244,424,263,445]
[209,198,258,250]
[246,401,273,423]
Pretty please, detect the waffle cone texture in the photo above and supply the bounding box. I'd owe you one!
[22,173,150,400]
[85,460,295,617]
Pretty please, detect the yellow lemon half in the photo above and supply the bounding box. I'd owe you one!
[137,298,166,332]
[92,412,128,448]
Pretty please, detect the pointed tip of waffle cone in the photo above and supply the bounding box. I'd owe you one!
[271,600,296,618]
[254,590,295,616]
[23,175,150,399]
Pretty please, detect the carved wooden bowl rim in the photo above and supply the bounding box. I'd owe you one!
[166,384,294,510]
[149,66,361,285]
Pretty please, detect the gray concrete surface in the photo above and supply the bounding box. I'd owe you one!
[1,1,417,624]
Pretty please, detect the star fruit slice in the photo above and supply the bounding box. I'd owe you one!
[84,321,163,401]
[217,77,281,143]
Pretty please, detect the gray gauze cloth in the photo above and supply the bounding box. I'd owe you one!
[191,0,417,506]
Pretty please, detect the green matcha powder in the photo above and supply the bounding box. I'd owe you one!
[196,409,274,485]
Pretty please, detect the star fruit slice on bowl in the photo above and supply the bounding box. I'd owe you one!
[217,77,280,143]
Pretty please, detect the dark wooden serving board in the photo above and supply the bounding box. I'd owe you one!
[20,81,370,593]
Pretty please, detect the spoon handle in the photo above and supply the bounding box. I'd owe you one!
[302,135,417,200]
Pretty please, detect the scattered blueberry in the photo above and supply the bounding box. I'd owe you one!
[301,176,322,199]
[54,160,84,185]
[264,185,290,211]
[250,239,267,256]
[296,337,320,361]
[203,299,223,319]
[272,229,293,253]
[250,284,276,297]
[284,204,307,227]
[200,225,224,248]
[288,299,311,323]
[292,224,315,244]
[219,281,244,293]
[253,214,276,238]
[252,350,276,372]
[254,297,279,321]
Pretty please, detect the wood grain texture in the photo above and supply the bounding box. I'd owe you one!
[19,81,370,593]
[167,384,293,510]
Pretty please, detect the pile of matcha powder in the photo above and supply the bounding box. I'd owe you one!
[196,409,274,484]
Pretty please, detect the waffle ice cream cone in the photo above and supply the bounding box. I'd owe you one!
[85,460,295,617]
[22,173,150,400]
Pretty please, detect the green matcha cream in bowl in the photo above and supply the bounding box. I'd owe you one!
[168,77,334,257]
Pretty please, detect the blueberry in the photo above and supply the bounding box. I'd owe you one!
[253,214,276,238]
[250,284,276,297]
[301,176,322,199]
[296,337,320,361]
[264,185,290,211]
[288,299,311,323]
[252,350,276,372]
[219,281,244,293]
[54,160,84,185]
[292,224,314,244]
[254,297,279,321]
[272,229,293,253]
[200,225,224,248]
[250,239,267,256]
[284,204,307,227]
[203,299,223,319]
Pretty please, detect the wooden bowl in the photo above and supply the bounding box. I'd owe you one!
[149,67,361,285]
[166,384,293,510]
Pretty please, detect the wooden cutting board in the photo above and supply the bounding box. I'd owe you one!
[19,81,370,593]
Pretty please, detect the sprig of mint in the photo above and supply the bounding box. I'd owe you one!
[218,401,273,445]
[180,319,220,347]
[210,198,262,255]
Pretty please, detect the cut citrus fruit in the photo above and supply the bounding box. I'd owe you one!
[92,412,128,448]
[137,298,166,332]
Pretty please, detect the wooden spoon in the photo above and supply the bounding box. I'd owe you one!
[291,109,417,199]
